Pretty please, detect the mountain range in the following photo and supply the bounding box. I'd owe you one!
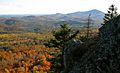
[0,9,105,32]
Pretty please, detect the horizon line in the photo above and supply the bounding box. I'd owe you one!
[0,9,105,15]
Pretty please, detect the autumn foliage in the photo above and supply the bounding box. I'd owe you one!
[0,33,60,73]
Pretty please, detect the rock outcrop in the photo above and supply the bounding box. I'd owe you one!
[63,39,83,72]
[64,15,120,73]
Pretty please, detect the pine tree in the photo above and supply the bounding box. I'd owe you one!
[44,24,79,71]
[44,24,79,49]
[102,4,118,25]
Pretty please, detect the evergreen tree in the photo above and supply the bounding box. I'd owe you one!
[102,4,118,25]
[44,24,79,49]
[44,24,79,71]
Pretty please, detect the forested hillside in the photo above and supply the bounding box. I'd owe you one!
[0,9,104,32]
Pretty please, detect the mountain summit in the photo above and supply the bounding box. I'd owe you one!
[67,9,104,19]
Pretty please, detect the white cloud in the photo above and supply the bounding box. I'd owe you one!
[0,0,120,14]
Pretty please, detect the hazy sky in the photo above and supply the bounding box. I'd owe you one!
[0,0,120,14]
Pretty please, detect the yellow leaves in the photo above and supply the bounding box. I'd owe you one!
[17,67,25,72]
[0,45,54,73]
[41,55,46,61]
[0,33,58,73]
[33,66,38,71]
[5,68,10,73]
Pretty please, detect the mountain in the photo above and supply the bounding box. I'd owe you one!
[38,9,104,27]
[68,9,104,19]
[0,9,105,32]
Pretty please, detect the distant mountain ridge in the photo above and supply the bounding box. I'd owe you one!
[0,9,105,32]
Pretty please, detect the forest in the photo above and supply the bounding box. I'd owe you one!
[0,4,120,73]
